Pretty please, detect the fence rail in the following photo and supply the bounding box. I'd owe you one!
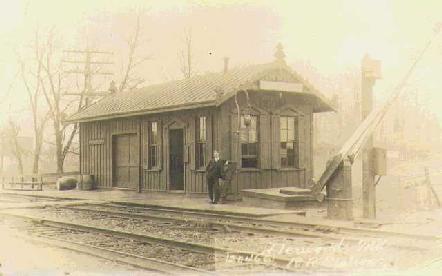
[1,172,80,191]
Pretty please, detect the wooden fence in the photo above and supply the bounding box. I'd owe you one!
[1,172,80,191]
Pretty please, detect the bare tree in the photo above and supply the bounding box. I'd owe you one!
[118,11,151,92]
[38,30,83,173]
[38,12,151,173]
[18,30,50,174]
[179,28,194,79]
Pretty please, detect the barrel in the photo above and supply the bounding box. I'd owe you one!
[77,175,94,190]
[56,176,78,191]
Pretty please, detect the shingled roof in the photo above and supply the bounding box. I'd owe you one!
[66,62,333,123]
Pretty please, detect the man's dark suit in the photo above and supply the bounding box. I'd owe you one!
[206,158,225,203]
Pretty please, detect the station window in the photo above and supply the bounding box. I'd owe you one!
[196,116,207,168]
[280,116,299,168]
[240,115,258,168]
[148,121,159,168]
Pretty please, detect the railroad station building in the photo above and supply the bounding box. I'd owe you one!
[67,46,334,197]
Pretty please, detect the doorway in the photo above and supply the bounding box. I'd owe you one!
[169,129,184,190]
[112,134,139,189]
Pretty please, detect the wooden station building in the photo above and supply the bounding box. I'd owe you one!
[67,46,333,197]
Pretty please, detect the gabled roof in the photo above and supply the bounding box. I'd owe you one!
[66,62,334,123]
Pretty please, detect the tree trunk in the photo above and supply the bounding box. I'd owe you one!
[32,127,45,174]
[32,153,39,174]
[12,140,24,175]
[54,122,64,174]
[17,156,24,175]
[32,139,41,174]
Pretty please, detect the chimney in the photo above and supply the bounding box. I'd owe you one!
[274,43,286,65]
[223,57,229,73]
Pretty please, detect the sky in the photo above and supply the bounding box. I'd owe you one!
[0,0,441,128]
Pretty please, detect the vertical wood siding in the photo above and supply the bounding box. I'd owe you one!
[79,92,315,195]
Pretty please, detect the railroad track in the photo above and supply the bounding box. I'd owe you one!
[66,202,441,251]
[0,213,217,274]
[1,196,440,272]
[0,210,304,273]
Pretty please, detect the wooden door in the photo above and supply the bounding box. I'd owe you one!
[112,134,139,189]
[169,129,184,190]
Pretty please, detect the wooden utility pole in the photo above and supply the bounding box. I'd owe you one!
[63,49,113,106]
[361,55,381,219]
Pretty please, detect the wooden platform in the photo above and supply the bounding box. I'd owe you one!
[241,187,325,209]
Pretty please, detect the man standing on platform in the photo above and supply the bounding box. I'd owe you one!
[206,150,227,204]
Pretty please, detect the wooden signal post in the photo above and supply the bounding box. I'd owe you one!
[361,55,381,219]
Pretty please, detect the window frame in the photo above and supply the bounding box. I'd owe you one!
[148,121,160,169]
[240,114,259,168]
[279,115,299,168]
[195,116,207,169]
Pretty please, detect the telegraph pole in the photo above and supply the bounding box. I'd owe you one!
[63,49,114,107]
[361,55,381,219]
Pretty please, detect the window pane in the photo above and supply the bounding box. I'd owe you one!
[242,157,258,168]
[288,155,294,167]
[241,143,248,156]
[287,142,294,149]
[287,117,294,130]
[280,116,298,168]
[151,122,158,144]
[240,130,248,143]
[249,130,257,142]
[288,129,295,141]
[199,116,207,142]
[280,116,287,129]
[240,116,246,128]
[202,143,206,166]
[148,122,159,168]
[249,143,258,155]
[250,116,257,129]
[149,146,157,168]
[280,129,287,142]
[196,143,206,168]
[240,115,259,168]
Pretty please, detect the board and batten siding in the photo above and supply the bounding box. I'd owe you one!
[80,117,140,189]
[79,92,315,194]
[219,92,314,196]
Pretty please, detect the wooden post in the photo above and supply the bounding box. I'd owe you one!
[425,167,440,207]
[361,55,381,219]
[326,159,353,220]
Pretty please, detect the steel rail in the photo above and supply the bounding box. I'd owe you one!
[0,211,306,272]
[62,204,437,252]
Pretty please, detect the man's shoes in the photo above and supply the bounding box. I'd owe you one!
[212,201,218,204]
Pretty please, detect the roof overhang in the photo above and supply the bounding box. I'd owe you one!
[216,80,335,113]
[65,100,215,124]
[258,80,304,93]
[257,80,335,112]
